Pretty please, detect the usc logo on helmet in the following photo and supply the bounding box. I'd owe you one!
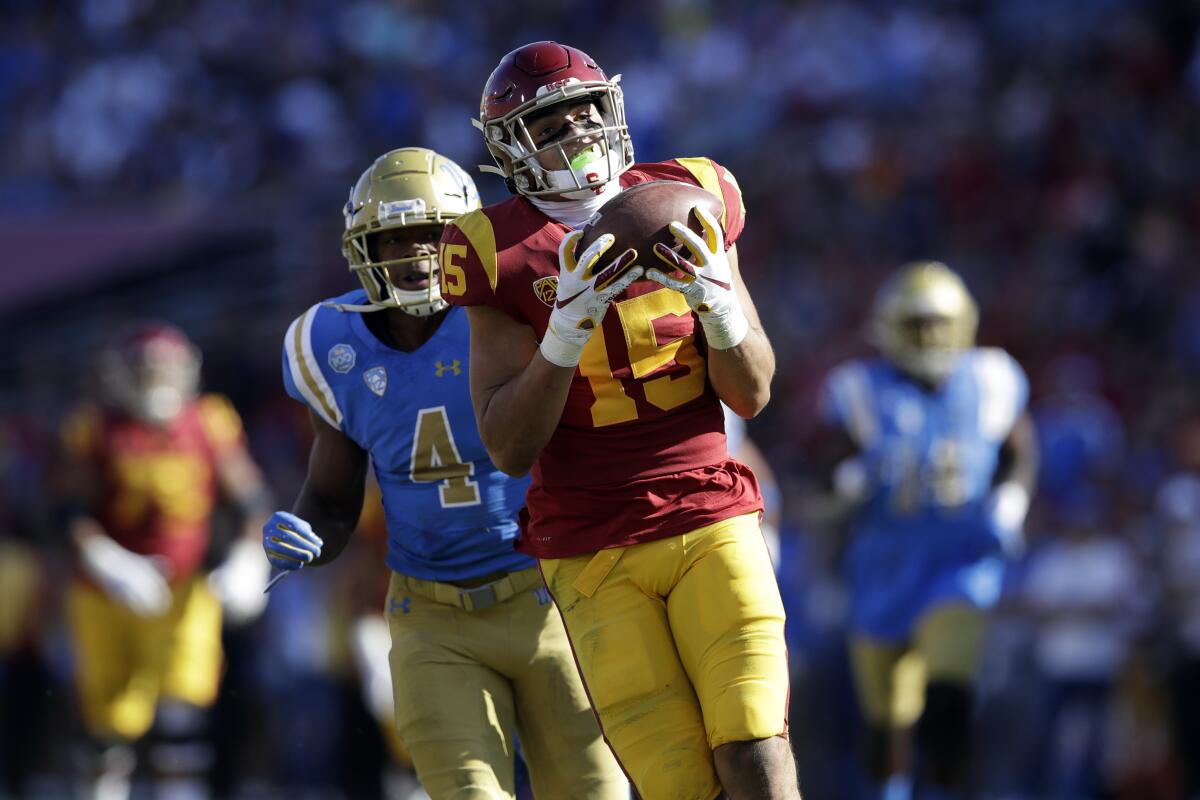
[536,77,581,96]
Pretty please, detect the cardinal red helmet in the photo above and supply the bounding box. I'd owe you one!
[476,41,634,197]
[99,322,201,424]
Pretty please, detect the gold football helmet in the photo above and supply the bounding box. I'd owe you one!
[869,261,978,384]
[342,148,481,316]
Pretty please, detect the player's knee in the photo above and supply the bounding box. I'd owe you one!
[914,681,973,765]
[712,736,798,797]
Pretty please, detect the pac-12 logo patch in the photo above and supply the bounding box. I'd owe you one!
[363,366,387,397]
[532,276,558,306]
[328,343,356,374]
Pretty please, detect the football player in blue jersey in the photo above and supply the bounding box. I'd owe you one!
[261,147,627,800]
[814,262,1038,800]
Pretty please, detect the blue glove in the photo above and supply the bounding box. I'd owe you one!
[262,511,324,572]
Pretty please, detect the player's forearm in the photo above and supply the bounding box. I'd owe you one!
[708,326,775,419]
[292,484,360,566]
[477,354,574,477]
[217,449,274,526]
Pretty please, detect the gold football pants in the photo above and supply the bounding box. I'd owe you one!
[386,567,627,800]
[67,577,222,741]
[540,514,790,800]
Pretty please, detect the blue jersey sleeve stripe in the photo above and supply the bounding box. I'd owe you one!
[284,306,343,430]
[281,344,303,404]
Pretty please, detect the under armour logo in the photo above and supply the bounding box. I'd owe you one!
[388,596,411,615]
[434,360,462,377]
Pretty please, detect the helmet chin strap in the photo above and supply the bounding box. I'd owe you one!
[327,276,447,316]
[325,296,447,316]
[392,294,447,317]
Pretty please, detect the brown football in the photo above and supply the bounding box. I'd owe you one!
[577,181,724,273]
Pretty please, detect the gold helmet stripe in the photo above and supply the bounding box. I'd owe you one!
[285,306,343,430]
[447,210,499,293]
[676,157,728,230]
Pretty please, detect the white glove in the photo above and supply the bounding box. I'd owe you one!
[208,538,271,624]
[987,481,1031,558]
[77,534,171,617]
[645,206,749,350]
[539,231,644,368]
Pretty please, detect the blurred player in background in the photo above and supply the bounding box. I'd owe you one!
[58,322,273,800]
[0,506,49,797]
[261,147,626,800]
[813,261,1038,800]
[441,41,798,799]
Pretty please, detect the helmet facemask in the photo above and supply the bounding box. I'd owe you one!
[344,217,446,318]
[878,314,973,384]
[479,79,634,198]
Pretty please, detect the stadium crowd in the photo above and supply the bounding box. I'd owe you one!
[1,0,1199,798]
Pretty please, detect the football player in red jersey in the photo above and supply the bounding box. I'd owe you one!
[58,322,272,800]
[439,42,799,800]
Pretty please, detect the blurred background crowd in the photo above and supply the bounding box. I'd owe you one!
[1,0,1199,798]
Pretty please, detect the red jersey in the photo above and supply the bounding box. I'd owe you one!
[440,158,763,558]
[62,394,245,581]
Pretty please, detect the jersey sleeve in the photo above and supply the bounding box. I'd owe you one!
[972,348,1029,441]
[439,209,504,310]
[818,362,880,447]
[196,394,246,456]
[668,158,747,248]
[281,304,345,431]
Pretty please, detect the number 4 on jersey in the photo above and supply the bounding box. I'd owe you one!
[410,406,481,507]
